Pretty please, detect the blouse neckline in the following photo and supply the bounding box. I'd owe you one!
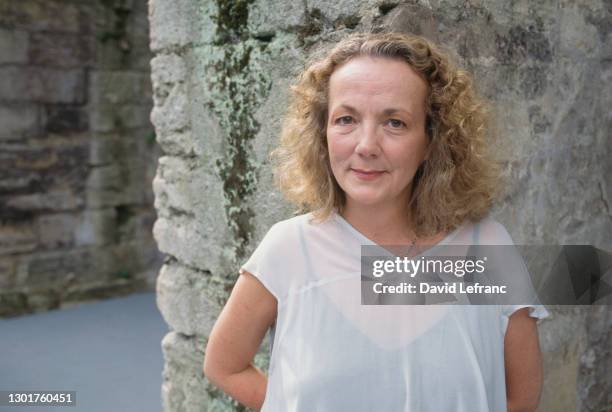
[331,209,467,257]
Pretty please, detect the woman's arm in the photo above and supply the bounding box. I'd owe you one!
[504,307,544,412]
[203,271,277,411]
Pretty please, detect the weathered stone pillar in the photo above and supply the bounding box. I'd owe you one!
[149,1,611,410]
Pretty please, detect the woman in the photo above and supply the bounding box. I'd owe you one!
[204,32,549,411]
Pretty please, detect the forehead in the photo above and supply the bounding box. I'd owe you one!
[328,56,428,113]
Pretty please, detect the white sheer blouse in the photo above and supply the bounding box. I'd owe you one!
[239,211,549,411]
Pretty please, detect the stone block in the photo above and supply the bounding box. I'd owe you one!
[148,0,202,52]
[90,102,153,132]
[7,145,59,172]
[161,331,210,412]
[93,30,153,71]
[28,32,94,68]
[150,53,188,99]
[84,246,123,282]
[74,209,117,247]
[247,0,306,36]
[89,106,119,133]
[0,66,86,104]
[150,84,190,135]
[0,0,83,33]
[86,163,123,193]
[44,104,89,134]
[88,132,145,166]
[127,236,160,267]
[25,288,60,313]
[156,262,221,337]
[155,131,196,156]
[0,142,89,198]
[88,133,118,166]
[104,240,160,284]
[0,257,17,289]
[153,157,234,266]
[85,157,150,208]
[51,144,89,192]
[5,190,83,214]
[127,35,155,71]
[140,264,161,291]
[0,291,29,318]
[0,28,28,64]
[84,189,118,209]
[61,278,146,306]
[93,37,128,70]
[152,157,231,271]
[24,248,90,287]
[0,103,43,140]
[37,213,76,250]
[114,206,157,243]
[153,216,224,275]
[0,174,39,196]
[90,71,152,105]
[130,6,150,39]
[120,104,154,129]
[20,243,142,289]
[113,205,139,242]
[0,223,37,255]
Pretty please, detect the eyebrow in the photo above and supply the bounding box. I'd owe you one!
[333,104,414,119]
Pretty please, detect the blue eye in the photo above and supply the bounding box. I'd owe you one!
[335,116,353,125]
[387,119,406,128]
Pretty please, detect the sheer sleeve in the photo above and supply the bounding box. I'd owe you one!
[476,217,551,334]
[239,223,285,303]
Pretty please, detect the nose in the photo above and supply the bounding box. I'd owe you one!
[354,122,381,157]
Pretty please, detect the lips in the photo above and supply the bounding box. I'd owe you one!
[350,168,386,180]
[351,168,385,174]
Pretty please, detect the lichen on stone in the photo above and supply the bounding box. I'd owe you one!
[190,4,280,406]
[197,1,273,263]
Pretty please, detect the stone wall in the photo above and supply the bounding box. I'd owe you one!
[149,0,611,411]
[0,0,162,317]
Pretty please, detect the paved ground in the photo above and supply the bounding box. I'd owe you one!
[0,292,168,412]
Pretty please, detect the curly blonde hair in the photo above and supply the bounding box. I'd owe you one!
[270,31,501,237]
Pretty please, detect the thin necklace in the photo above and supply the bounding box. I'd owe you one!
[407,233,417,253]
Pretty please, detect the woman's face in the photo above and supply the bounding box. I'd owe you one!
[326,55,430,212]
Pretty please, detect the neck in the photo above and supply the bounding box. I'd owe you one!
[340,201,415,245]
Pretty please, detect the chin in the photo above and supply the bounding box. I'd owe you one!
[344,192,383,207]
